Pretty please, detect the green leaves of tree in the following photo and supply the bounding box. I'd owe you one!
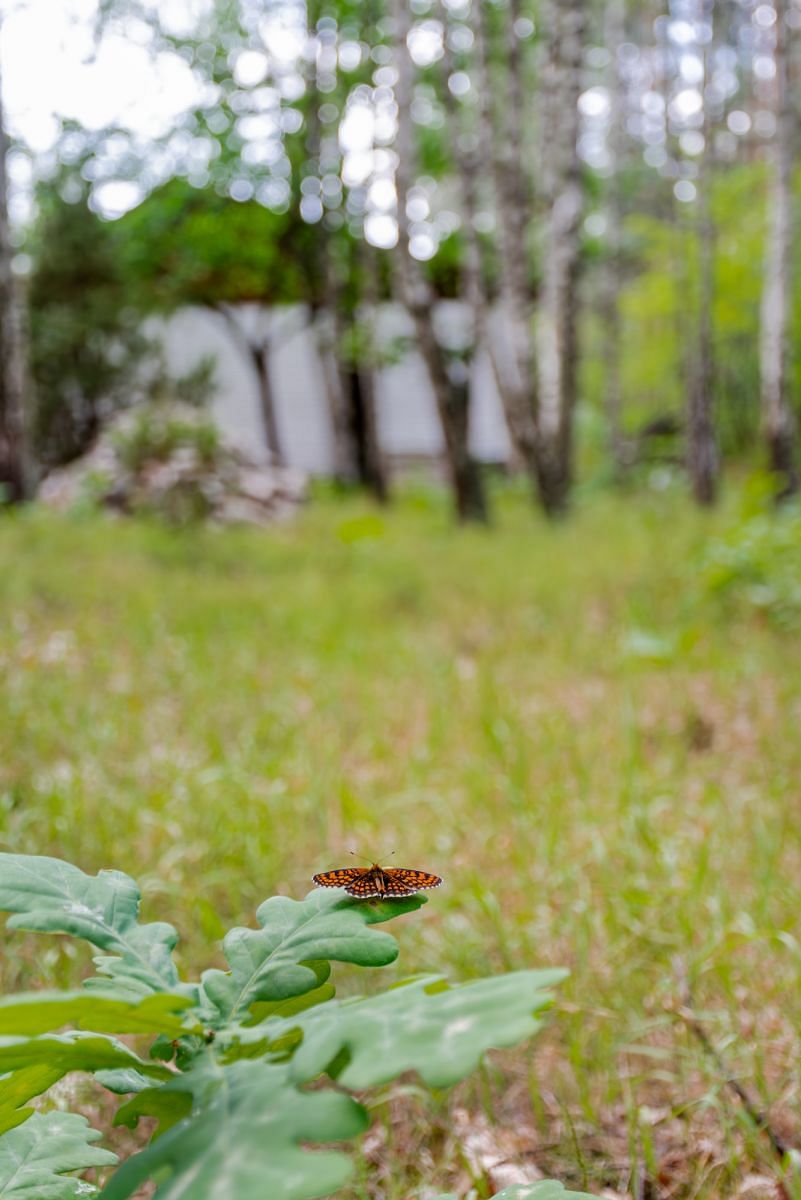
[0,854,182,998]
[0,1111,116,1198]
[200,889,424,1023]
[100,1058,367,1200]
[286,970,567,1089]
[0,992,194,1038]
[0,1033,171,1134]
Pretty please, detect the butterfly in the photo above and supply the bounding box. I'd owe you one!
[312,862,442,899]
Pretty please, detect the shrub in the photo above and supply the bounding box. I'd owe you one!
[112,406,221,474]
[701,502,801,629]
[0,853,594,1200]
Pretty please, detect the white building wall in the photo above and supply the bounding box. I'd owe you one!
[159,302,512,473]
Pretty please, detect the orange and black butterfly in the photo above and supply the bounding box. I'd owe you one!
[313,859,442,899]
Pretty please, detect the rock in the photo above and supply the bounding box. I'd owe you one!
[37,403,307,526]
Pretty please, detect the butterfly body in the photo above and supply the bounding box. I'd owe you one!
[313,863,442,899]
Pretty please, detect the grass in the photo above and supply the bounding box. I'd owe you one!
[1,480,800,1198]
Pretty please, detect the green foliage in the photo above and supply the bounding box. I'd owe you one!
[27,175,221,470]
[198,889,419,1024]
[27,178,151,467]
[616,163,801,450]
[701,498,801,628]
[117,179,314,310]
[0,992,190,1037]
[0,1034,171,1135]
[0,1112,117,1198]
[112,407,220,475]
[101,1060,367,1200]
[0,854,183,998]
[0,852,569,1200]
[283,971,562,1089]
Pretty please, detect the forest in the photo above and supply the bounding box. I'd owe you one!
[1,1,801,1199]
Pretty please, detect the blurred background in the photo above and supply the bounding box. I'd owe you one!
[2,1,801,1197]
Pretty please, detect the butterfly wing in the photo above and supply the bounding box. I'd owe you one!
[384,868,442,895]
[343,868,384,898]
[312,867,366,889]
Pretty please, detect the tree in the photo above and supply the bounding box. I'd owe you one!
[469,0,540,487]
[0,58,29,501]
[535,0,586,515]
[391,0,488,523]
[601,0,626,475]
[759,0,798,499]
[686,2,718,507]
[27,173,151,467]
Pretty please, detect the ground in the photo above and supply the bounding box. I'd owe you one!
[1,480,800,1199]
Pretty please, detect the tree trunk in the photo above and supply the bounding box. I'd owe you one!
[602,0,626,476]
[303,5,364,490]
[316,305,361,487]
[470,0,539,483]
[356,241,389,503]
[391,0,487,524]
[535,0,585,516]
[0,77,30,503]
[759,0,798,499]
[687,23,719,507]
[251,340,284,467]
[216,304,284,465]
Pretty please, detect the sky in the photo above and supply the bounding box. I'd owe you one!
[1,0,203,215]
[2,0,206,138]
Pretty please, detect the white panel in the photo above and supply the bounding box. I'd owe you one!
[158,301,514,473]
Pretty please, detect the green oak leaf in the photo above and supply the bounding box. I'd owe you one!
[0,1033,171,1134]
[0,854,183,998]
[0,991,196,1038]
[287,970,567,1089]
[113,1087,192,1137]
[93,1069,152,1095]
[199,888,424,1025]
[0,1065,63,1136]
[100,1056,368,1200]
[0,1111,117,1198]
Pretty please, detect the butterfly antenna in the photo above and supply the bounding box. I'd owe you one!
[349,849,373,865]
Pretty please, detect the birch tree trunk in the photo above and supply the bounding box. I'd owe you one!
[304,7,363,488]
[0,75,29,503]
[470,0,539,481]
[356,239,389,503]
[535,0,585,516]
[602,0,626,475]
[687,21,718,506]
[759,0,798,499]
[391,0,487,523]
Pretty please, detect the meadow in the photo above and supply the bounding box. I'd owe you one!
[1,481,800,1199]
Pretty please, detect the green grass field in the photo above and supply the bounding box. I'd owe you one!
[1,484,800,1198]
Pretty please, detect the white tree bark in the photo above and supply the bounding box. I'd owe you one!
[469,0,539,473]
[759,0,798,497]
[602,0,625,473]
[390,0,487,522]
[535,0,585,514]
